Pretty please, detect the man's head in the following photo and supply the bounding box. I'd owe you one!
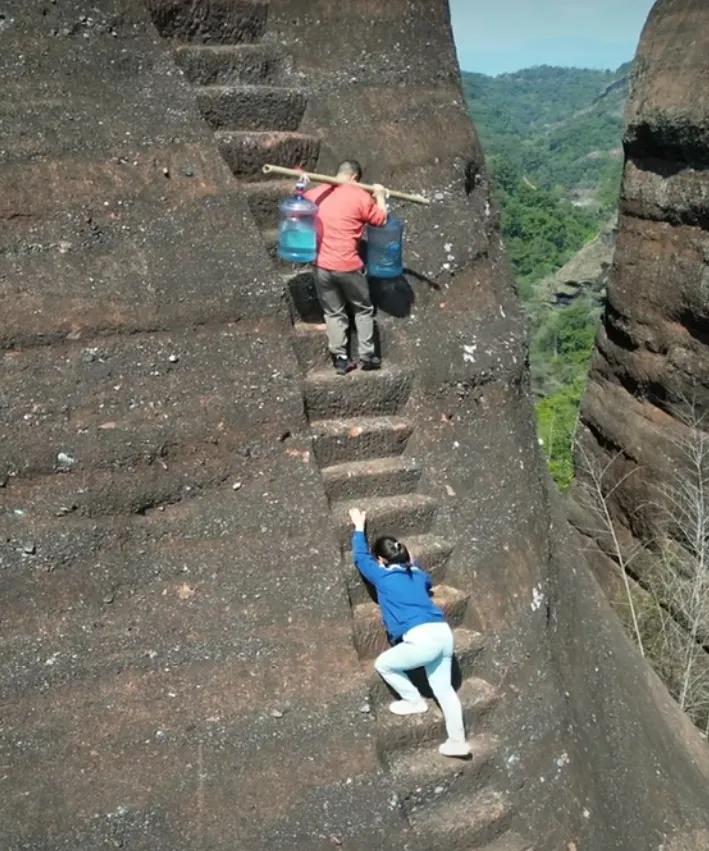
[337,160,363,183]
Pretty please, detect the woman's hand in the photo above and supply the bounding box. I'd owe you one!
[349,507,366,531]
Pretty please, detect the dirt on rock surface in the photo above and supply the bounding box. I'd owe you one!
[2,1,709,850]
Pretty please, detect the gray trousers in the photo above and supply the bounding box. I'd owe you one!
[313,268,376,361]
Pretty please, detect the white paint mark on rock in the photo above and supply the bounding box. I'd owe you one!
[531,584,545,612]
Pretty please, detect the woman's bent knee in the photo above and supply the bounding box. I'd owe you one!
[374,653,389,675]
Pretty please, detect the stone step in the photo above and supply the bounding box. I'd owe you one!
[0,325,297,479]
[334,493,437,551]
[303,364,413,420]
[242,179,294,229]
[0,453,229,520]
[262,225,280,257]
[310,416,413,467]
[196,85,307,131]
[353,582,469,659]
[390,734,498,815]
[474,833,533,851]
[345,533,454,605]
[292,321,328,370]
[287,272,323,322]
[375,676,499,757]
[216,131,320,180]
[411,788,511,849]
[367,627,485,706]
[290,322,391,372]
[147,0,268,44]
[175,43,286,85]
[321,456,422,503]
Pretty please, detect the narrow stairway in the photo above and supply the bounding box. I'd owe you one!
[150,4,528,846]
[151,0,320,257]
[299,330,530,850]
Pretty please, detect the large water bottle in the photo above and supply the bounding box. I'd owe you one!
[366,217,404,278]
[277,179,318,263]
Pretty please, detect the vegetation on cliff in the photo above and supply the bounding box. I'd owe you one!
[462,64,629,487]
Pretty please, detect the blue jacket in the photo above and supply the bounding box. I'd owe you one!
[352,531,444,642]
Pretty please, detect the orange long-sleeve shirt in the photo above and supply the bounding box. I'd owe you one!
[305,183,387,273]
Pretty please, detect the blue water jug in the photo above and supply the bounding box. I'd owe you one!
[366,217,404,278]
[278,181,318,264]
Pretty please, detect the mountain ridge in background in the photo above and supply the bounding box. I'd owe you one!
[461,62,632,488]
[462,62,631,209]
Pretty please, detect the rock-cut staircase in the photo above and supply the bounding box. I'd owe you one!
[297,329,531,851]
[149,3,528,846]
[150,0,320,257]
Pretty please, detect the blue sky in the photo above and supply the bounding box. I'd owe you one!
[449,0,656,75]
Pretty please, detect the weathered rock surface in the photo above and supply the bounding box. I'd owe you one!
[574,0,709,590]
[1,1,709,850]
[540,217,616,308]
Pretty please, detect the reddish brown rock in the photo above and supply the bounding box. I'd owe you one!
[2,1,709,850]
[575,0,709,571]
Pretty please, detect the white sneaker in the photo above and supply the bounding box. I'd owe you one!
[438,738,472,758]
[388,699,428,716]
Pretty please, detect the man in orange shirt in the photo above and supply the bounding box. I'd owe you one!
[304,161,388,375]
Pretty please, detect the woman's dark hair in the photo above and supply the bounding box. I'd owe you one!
[372,536,412,574]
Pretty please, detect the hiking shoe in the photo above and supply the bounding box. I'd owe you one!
[388,699,428,716]
[333,355,354,376]
[359,357,381,371]
[438,738,472,758]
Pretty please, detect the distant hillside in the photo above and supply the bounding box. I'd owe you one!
[461,64,632,488]
[462,63,631,207]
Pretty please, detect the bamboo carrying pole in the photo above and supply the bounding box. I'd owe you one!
[261,164,431,206]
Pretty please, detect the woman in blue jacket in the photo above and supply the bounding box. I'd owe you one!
[349,508,470,758]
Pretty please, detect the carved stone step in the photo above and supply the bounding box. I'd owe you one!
[353,582,469,659]
[147,0,268,44]
[216,131,320,179]
[321,456,422,502]
[474,833,534,851]
[261,225,280,257]
[304,364,413,420]
[367,626,485,706]
[293,321,394,372]
[345,533,454,605]
[175,43,285,85]
[335,493,437,551]
[293,321,392,372]
[390,734,498,814]
[310,416,412,467]
[242,179,293,229]
[410,787,511,849]
[290,312,393,371]
[196,85,307,131]
[292,322,328,370]
[375,676,498,757]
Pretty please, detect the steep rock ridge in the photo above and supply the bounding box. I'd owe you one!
[0,3,408,849]
[2,2,709,851]
[573,2,709,612]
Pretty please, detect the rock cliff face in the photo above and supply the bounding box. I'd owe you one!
[2,1,709,850]
[539,218,616,308]
[574,2,709,618]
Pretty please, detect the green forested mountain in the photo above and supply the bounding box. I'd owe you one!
[462,64,630,293]
[463,64,630,198]
[462,64,631,487]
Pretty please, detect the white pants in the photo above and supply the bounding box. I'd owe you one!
[374,621,466,742]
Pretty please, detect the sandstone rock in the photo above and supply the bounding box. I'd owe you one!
[540,217,617,308]
[573,0,709,739]
[2,1,709,850]
[575,0,709,565]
